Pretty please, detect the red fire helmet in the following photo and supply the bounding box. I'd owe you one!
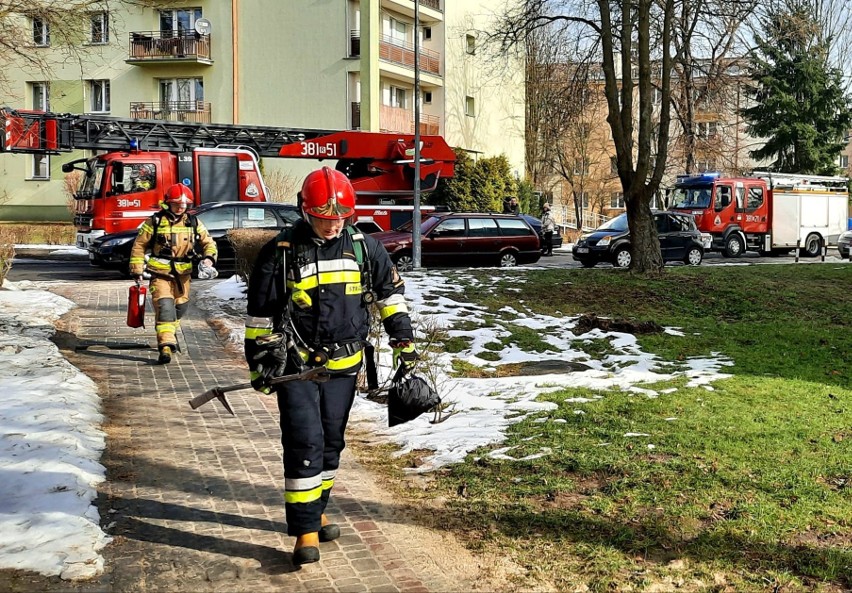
[300,166,355,220]
[164,183,193,207]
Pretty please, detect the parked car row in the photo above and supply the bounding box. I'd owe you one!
[89,202,743,277]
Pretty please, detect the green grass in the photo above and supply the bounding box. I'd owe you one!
[385,264,852,592]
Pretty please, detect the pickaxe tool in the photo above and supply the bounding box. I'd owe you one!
[188,366,330,415]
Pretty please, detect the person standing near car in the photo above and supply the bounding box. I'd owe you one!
[244,166,418,566]
[129,183,217,364]
[503,196,520,215]
[541,203,556,256]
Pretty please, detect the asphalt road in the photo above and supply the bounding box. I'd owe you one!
[6,246,849,283]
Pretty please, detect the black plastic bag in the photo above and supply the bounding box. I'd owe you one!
[387,367,441,427]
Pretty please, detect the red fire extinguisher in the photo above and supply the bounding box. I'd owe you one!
[126,280,147,328]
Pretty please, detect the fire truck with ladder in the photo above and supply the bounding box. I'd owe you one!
[1,108,455,248]
[669,171,849,257]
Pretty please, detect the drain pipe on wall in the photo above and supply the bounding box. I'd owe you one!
[232,0,239,123]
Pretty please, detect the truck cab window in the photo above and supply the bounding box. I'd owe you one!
[746,187,764,210]
[715,186,732,211]
[123,163,157,194]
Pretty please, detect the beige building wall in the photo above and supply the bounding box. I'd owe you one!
[0,0,524,222]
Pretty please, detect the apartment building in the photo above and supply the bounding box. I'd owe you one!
[0,0,524,222]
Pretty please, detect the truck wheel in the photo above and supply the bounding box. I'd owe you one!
[723,234,744,258]
[684,247,703,266]
[393,252,414,272]
[800,233,822,258]
[612,247,632,268]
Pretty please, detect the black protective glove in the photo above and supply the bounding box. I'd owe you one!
[250,334,289,392]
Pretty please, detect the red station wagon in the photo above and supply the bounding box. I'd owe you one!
[374,212,542,271]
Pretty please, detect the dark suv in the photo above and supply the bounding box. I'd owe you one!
[374,212,541,271]
[572,211,709,268]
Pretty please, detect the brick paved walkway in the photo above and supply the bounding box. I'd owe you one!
[42,280,483,593]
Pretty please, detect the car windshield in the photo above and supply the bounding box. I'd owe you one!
[394,215,442,233]
[596,213,629,232]
[671,186,712,209]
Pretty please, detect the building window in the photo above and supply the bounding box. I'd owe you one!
[160,77,204,109]
[31,82,49,111]
[423,91,433,104]
[610,156,618,174]
[696,121,718,138]
[573,159,587,176]
[33,17,49,46]
[839,155,849,168]
[31,155,49,179]
[89,80,110,112]
[422,26,432,40]
[386,16,407,46]
[160,8,203,36]
[465,34,476,55]
[580,192,589,209]
[465,96,475,117]
[610,192,625,208]
[385,85,407,109]
[90,12,109,43]
[695,159,716,172]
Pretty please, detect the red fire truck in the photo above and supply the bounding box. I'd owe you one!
[669,171,849,257]
[0,108,455,247]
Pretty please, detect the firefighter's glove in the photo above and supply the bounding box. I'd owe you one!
[251,337,289,392]
[391,340,419,369]
[198,258,218,280]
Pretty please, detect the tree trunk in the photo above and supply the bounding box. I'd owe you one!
[625,189,663,274]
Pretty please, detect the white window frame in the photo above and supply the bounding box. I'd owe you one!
[465,95,475,117]
[89,12,109,44]
[159,8,203,35]
[580,192,590,209]
[89,80,110,113]
[610,192,625,209]
[31,82,49,111]
[33,17,49,46]
[388,85,407,109]
[385,16,407,46]
[160,77,204,109]
[839,155,849,169]
[31,154,50,180]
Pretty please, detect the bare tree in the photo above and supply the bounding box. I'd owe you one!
[494,0,682,274]
[0,1,183,96]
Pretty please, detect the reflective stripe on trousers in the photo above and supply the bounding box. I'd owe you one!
[277,373,356,536]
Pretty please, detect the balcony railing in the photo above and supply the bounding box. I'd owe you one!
[420,0,441,9]
[379,104,440,135]
[130,101,212,123]
[128,31,211,62]
[379,35,440,75]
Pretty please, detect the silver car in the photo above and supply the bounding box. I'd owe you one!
[838,230,852,259]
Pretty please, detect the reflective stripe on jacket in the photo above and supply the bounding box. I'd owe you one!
[129,211,217,276]
[244,221,413,374]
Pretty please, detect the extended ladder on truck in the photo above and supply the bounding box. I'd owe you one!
[0,107,456,193]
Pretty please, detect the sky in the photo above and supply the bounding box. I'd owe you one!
[0,244,732,580]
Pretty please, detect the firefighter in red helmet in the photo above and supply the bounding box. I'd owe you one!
[245,166,417,566]
[130,183,217,364]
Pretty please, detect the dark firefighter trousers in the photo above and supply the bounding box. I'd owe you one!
[276,373,356,536]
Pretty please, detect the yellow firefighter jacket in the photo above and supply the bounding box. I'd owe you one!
[129,209,217,277]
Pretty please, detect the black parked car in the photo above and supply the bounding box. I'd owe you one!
[572,211,710,268]
[88,201,301,277]
[838,230,851,259]
[520,214,564,252]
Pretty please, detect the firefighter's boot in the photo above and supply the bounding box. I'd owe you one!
[158,345,173,365]
[293,532,320,566]
[319,514,340,542]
